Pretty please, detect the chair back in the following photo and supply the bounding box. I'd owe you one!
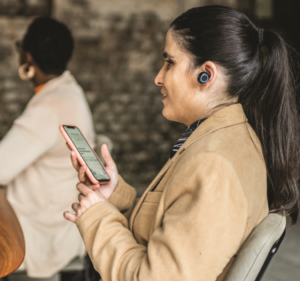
[224,213,286,281]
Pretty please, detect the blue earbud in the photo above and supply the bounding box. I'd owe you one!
[198,72,210,84]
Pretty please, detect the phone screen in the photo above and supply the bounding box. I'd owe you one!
[63,126,110,181]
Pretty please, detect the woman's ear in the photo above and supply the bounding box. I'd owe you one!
[197,61,217,87]
[25,52,34,65]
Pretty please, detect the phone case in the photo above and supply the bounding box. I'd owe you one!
[59,124,111,185]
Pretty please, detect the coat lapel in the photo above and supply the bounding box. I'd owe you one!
[162,104,248,164]
[129,104,248,231]
[129,158,173,230]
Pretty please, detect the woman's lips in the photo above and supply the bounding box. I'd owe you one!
[161,90,168,100]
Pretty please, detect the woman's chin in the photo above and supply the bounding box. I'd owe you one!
[162,108,176,122]
[162,107,169,119]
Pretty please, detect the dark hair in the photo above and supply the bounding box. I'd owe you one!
[23,17,74,75]
[170,5,300,224]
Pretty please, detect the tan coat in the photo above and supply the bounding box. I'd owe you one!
[76,104,269,281]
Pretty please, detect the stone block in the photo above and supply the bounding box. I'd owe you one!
[0,0,52,16]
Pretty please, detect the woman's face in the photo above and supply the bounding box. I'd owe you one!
[155,30,210,127]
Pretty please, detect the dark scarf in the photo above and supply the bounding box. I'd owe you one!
[170,118,207,159]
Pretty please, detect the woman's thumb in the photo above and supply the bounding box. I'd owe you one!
[101,144,115,167]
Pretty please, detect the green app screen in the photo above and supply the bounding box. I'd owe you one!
[64,126,110,181]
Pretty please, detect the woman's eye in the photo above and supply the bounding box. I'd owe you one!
[165,60,174,69]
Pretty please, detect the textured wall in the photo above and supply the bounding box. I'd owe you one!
[0,0,238,194]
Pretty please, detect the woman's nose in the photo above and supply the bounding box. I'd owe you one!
[154,67,164,86]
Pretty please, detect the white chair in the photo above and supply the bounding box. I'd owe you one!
[224,213,286,281]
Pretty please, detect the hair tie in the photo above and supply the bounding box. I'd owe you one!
[258,28,264,46]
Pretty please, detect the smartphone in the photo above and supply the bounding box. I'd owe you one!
[59,124,111,184]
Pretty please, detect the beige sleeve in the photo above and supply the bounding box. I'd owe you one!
[108,175,137,220]
[77,152,248,281]
[0,105,58,185]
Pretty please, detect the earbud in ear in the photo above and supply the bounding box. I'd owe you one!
[198,72,210,84]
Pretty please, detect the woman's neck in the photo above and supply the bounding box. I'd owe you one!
[32,67,60,87]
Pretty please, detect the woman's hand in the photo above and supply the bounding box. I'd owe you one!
[64,182,107,223]
[69,143,119,200]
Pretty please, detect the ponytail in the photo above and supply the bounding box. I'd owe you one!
[170,5,300,223]
[239,30,300,224]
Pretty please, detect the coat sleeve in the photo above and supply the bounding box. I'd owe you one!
[0,105,58,185]
[108,175,137,221]
[76,152,248,281]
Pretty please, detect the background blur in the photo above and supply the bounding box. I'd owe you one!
[0,1,299,280]
[1,0,300,192]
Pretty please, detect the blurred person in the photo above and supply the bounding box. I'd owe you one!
[64,5,300,281]
[0,17,95,280]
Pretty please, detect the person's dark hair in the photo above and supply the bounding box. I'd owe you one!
[170,5,300,224]
[22,17,74,75]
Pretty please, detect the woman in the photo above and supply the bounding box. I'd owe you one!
[0,17,95,280]
[64,6,300,281]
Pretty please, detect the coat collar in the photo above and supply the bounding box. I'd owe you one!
[26,71,76,108]
[129,103,248,230]
[175,103,247,158]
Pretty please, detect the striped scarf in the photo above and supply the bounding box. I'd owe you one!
[170,118,206,159]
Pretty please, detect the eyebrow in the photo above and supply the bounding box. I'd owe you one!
[163,52,174,59]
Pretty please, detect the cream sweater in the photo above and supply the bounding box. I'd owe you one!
[0,71,95,278]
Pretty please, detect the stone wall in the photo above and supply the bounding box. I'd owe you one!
[0,0,240,194]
